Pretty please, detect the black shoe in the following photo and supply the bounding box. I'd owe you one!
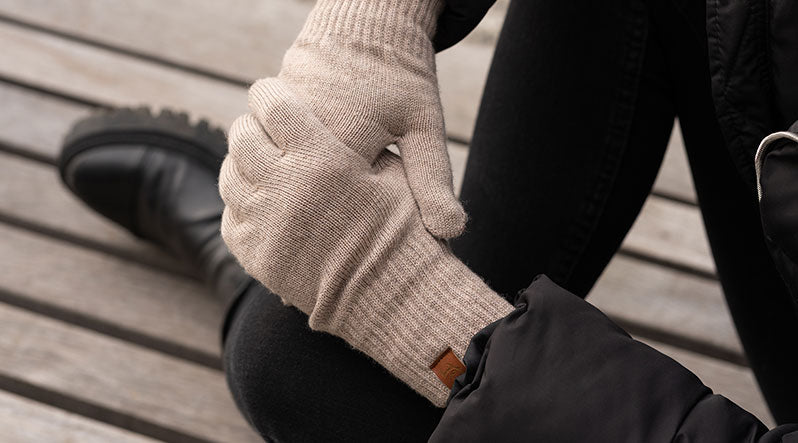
[58,108,253,323]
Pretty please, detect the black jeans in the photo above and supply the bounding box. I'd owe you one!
[223,0,798,440]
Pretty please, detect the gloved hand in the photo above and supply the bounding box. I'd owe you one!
[272,0,466,238]
[219,78,513,406]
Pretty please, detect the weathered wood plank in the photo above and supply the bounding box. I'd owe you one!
[654,122,696,203]
[0,390,158,443]
[593,255,740,360]
[643,338,773,427]
[0,0,309,84]
[623,196,714,275]
[0,302,260,442]
[0,22,248,130]
[0,80,91,161]
[0,223,221,360]
[0,0,510,78]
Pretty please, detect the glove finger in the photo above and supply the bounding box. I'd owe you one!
[219,152,258,217]
[248,77,341,156]
[397,114,467,239]
[227,113,283,183]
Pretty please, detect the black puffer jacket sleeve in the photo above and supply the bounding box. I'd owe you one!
[433,0,496,51]
[429,275,798,442]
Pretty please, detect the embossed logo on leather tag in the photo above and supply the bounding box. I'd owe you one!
[430,348,466,389]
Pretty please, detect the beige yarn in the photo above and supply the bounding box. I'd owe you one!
[278,0,466,238]
[219,77,513,406]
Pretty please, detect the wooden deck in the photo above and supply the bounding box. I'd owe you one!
[0,0,774,441]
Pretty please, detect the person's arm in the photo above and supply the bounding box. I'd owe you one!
[219,77,513,407]
[220,0,518,407]
[430,275,798,441]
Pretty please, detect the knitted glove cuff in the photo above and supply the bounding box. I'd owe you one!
[309,231,514,407]
[297,0,445,52]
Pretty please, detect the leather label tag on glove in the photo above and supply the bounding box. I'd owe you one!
[430,348,466,389]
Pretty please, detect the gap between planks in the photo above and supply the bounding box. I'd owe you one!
[0,301,261,442]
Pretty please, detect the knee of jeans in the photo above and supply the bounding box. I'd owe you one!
[223,324,278,440]
[221,289,445,442]
[222,292,306,441]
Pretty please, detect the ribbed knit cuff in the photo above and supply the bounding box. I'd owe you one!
[297,0,445,52]
[310,231,514,407]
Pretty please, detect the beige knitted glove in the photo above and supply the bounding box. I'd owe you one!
[273,0,466,238]
[219,78,513,406]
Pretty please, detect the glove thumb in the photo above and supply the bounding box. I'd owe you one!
[397,116,467,239]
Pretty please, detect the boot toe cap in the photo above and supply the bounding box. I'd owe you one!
[60,145,148,234]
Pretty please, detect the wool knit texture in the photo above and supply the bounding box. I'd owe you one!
[277,0,466,239]
[219,77,513,406]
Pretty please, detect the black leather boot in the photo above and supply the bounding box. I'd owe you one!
[58,108,253,336]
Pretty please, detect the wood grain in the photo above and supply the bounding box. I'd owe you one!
[0,302,260,442]
[0,22,248,130]
[0,80,91,161]
[0,390,158,443]
[0,223,221,359]
[623,196,714,275]
[654,122,696,203]
[593,255,739,358]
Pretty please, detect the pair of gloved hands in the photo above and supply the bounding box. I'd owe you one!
[219,0,512,406]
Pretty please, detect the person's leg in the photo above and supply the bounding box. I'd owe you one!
[655,0,798,423]
[453,0,676,298]
[223,285,444,443]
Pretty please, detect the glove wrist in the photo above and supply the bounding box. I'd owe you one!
[297,0,444,53]
[307,226,514,407]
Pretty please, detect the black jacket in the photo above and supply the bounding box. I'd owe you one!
[707,0,798,190]
[431,276,798,442]
[432,1,798,440]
